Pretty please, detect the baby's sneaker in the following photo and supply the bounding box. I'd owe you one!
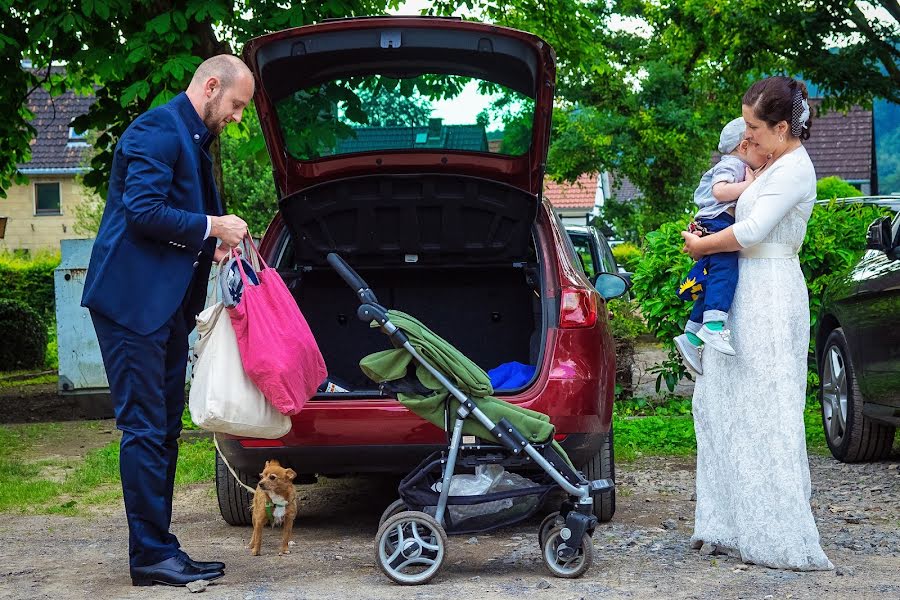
[697,325,736,356]
[674,334,703,375]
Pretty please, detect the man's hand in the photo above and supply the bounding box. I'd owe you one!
[210,214,248,247]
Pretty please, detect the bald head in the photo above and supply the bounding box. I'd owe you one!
[189,55,252,92]
[186,54,255,136]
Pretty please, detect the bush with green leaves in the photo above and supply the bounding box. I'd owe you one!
[630,218,694,391]
[0,298,48,370]
[611,242,642,273]
[816,176,863,201]
[0,251,59,321]
[801,199,891,336]
[631,198,890,394]
[607,298,648,399]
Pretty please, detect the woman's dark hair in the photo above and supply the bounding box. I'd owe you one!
[742,76,812,141]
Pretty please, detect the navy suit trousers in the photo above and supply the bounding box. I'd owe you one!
[689,213,738,324]
[91,309,187,568]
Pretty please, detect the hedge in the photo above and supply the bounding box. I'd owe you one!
[0,298,48,370]
[0,252,59,321]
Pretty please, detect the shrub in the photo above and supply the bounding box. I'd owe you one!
[608,298,648,399]
[0,299,48,370]
[802,199,890,335]
[631,200,890,393]
[612,242,642,273]
[816,176,863,201]
[0,251,59,321]
[630,218,694,391]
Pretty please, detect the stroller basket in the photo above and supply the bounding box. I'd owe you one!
[400,451,555,535]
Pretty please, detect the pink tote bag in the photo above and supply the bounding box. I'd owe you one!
[227,240,327,416]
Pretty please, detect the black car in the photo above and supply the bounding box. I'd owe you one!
[565,224,631,290]
[815,205,900,462]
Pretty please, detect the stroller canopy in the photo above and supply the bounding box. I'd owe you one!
[359,310,572,465]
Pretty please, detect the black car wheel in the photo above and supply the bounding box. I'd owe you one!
[820,328,896,462]
[215,450,255,526]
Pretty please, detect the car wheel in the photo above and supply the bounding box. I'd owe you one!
[581,428,615,522]
[820,328,896,462]
[215,450,255,526]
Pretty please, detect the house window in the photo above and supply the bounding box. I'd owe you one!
[35,182,61,215]
[68,126,88,145]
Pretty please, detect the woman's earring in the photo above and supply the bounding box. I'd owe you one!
[779,134,785,143]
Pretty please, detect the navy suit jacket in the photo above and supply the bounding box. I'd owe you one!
[82,93,223,335]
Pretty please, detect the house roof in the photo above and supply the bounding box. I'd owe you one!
[804,100,872,182]
[17,81,94,173]
[607,172,642,202]
[543,173,598,209]
[335,123,488,154]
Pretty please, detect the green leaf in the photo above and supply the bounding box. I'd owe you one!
[173,12,188,32]
[94,0,109,19]
[120,80,149,106]
[81,0,93,16]
[126,45,149,64]
[150,89,176,108]
[147,13,171,35]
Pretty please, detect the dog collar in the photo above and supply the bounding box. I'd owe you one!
[265,498,289,520]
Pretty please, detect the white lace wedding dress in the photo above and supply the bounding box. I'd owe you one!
[691,145,834,570]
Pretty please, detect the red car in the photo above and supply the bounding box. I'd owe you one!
[215,16,627,526]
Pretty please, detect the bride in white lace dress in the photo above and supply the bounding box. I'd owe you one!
[680,76,833,571]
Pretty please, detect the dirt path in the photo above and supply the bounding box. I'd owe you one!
[1,453,897,600]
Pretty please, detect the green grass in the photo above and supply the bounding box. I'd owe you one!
[614,398,831,460]
[0,371,58,389]
[804,403,829,454]
[0,423,215,515]
[614,396,692,417]
[615,416,697,461]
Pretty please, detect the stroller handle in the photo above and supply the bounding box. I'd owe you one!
[326,252,379,304]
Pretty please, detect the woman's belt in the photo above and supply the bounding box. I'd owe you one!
[739,242,798,259]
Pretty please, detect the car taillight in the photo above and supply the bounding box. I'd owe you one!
[559,287,598,329]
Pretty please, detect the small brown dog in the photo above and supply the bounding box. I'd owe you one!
[249,459,298,556]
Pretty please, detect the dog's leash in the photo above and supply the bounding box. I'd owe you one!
[213,434,258,495]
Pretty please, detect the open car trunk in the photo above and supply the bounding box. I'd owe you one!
[274,174,545,394]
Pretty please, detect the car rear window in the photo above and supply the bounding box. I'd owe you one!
[273,73,534,161]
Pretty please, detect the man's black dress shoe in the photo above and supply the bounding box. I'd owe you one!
[131,555,224,587]
[179,550,226,572]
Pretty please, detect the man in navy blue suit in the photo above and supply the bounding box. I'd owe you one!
[83,54,254,587]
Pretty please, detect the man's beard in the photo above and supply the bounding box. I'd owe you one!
[202,93,226,135]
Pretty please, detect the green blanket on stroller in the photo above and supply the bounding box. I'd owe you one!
[359,310,573,467]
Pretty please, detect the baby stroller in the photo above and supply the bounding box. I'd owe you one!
[327,254,613,585]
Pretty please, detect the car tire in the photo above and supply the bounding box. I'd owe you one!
[820,328,896,462]
[215,450,255,526]
[582,428,615,522]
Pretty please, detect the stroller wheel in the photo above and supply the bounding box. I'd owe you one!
[375,511,447,585]
[378,499,409,528]
[541,526,593,579]
[537,511,565,550]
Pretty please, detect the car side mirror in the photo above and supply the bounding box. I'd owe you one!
[594,273,629,300]
[866,217,893,252]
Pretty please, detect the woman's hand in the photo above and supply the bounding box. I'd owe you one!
[681,230,705,260]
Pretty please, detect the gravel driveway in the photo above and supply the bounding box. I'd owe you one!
[1,451,897,600]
